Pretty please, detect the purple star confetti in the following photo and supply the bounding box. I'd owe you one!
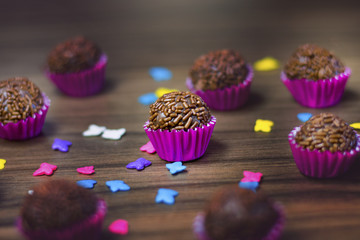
[126,158,152,171]
[52,138,72,152]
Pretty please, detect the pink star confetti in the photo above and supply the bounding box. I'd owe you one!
[241,171,263,183]
[109,219,129,235]
[140,141,156,154]
[77,166,95,175]
[33,163,57,176]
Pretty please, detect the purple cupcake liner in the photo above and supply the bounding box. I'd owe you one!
[0,93,50,141]
[281,67,351,108]
[17,199,107,240]
[186,65,253,111]
[193,203,285,240]
[46,54,107,97]
[144,116,216,162]
[288,126,360,178]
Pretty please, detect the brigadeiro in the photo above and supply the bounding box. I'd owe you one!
[45,36,107,97]
[17,180,107,240]
[288,113,360,178]
[186,49,253,111]
[0,77,50,140]
[193,186,285,240]
[281,44,351,108]
[144,91,216,162]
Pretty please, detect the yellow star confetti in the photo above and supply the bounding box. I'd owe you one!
[155,87,179,98]
[350,123,360,130]
[254,119,274,133]
[253,57,280,71]
[0,159,6,170]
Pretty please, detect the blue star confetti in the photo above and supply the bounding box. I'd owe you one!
[149,67,172,81]
[166,162,187,175]
[155,188,178,205]
[126,158,152,171]
[52,138,72,152]
[297,113,312,122]
[238,181,259,192]
[138,92,158,105]
[77,180,97,189]
[106,180,131,192]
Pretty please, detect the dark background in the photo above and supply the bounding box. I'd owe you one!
[1,1,360,239]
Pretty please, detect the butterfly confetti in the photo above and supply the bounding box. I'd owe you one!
[149,67,172,81]
[101,128,126,140]
[109,219,129,235]
[52,138,72,152]
[254,119,274,133]
[155,188,178,205]
[253,57,280,71]
[140,141,156,154]
[77,179,97,189]
[82,124,106,137]
[297,113,313,123]
[33,163,57,176]
[138,92,158,105]
[106,180,130,192]
[166,162,187,175]
[126,158,152,171]
[0,159,6,170]
[77,166,95,175]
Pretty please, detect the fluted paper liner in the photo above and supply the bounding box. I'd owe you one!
[144,116,216,162]
[17,199,106,240]
[281,67,351,108]
[288,126,360,178]
[46,54,107,97]
[186,65,253,111]
[0,93,50,140]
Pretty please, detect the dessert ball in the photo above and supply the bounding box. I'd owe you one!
[284,44,345,80]
[47,36,102,74]
[295,113,357,153]
[147,91,211,131]
[204,186,280,240]
[189,49,249,91]
[0,77,44,125]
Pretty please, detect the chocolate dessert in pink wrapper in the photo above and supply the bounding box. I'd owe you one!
[281,44,350,108]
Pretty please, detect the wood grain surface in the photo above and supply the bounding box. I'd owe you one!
[1,1,360,239]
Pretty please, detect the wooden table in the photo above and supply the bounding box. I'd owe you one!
[1,1,360,239]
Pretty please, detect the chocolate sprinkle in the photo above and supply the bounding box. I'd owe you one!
[147,91,211,131]
[0,77,44,124]
[284,44,345,80]
[47,36,102,74]
[295,113,357,153]
[189,49,249,91]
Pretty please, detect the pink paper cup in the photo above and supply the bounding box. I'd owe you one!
[186,65,253,111]
[281,67,351,108]
[144,116,216,162]
[193,203,285,240]
[288,126,360,178]
[16,199,107,240]
[0,93,50,141]
[46,54,107,97]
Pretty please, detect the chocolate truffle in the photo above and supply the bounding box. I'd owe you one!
[47,36,102,74]
[189,49,249,91]
[204,186,279,240]
[147,91,211,131]
[295,113,357,153]
[20,180,98,231]
[284,44,345,80]
[0,77,44,125]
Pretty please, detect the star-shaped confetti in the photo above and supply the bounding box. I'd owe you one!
[140,141,156,154]
[297,113,313,123]
[155,87,179,98]
[106,180,130,192]
[241,171,263,182]
[350,123,360,130]
[33,163,57,176]
[238,181,259,192]
[0,159,6,170]
[126,158,152,171]
[149,67,172,81]
[77,180,97,189]
[52,138,72,152]
[253,57,280,71]
[109,219,129,235]
[77,166,95,175]
[166,162,187,175]
[82,124,106,137]
[254,119,274,133]
[155,188,178,205]
[138,92,158,105]
[101,128,126,140]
